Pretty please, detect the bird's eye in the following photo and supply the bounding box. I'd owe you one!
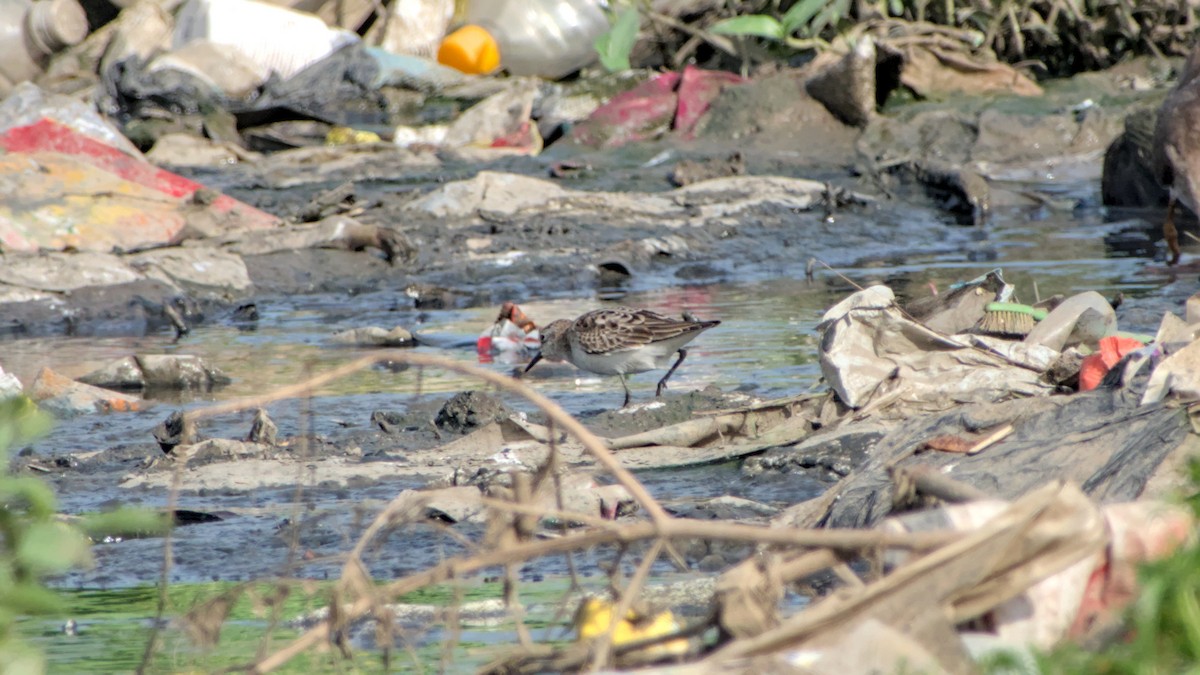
[540,334,547,344]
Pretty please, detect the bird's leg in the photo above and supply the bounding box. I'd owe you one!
[1165,195,1182,265]
[656,349,689,397]
[620,374,632,408]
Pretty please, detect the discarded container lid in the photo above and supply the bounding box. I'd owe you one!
[437,25,500,75]
[28,0,88,54]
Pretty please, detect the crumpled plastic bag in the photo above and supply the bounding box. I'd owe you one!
[818,285,1053,409]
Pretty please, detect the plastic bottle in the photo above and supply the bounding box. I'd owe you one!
[0,0,88,98]
[437,0,608,79]
[172,0,359,83]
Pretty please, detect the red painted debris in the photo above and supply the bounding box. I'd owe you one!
[568,66,745,149]
[674,66,744,138]
[1078,335,1145,391]
[0,119,278,231]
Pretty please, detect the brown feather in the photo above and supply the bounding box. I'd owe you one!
[571,307,718,355]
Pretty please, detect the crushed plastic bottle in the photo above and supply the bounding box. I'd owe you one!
[437,0,608,79]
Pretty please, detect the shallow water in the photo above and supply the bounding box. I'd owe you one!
[3,168,1194,669]
[4,162,1190,667]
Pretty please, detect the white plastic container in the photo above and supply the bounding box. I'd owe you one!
[437,0,608,79]
[0,0,88,97]
[172,0,359,83]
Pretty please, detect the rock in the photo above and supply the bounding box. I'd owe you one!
[329,326,415,347]
[404,171,569,218]
[153,410,197,453]
[1100,103,1168,209]
[0,252,141,293]
[177,438,271,463]
[370,410,406,433]
[128,247,253,299]
[82,355,230,390]
[696,69,858,162]
[750,425,889,479]
[141,355,231,390]
[805,36,880,127]
[435,391,510,432]
[78,356,145,390]
[30,367,143,417]
[909,161,991,226]
[247,408,278,445]
[973,108,1116,165]
[222,215,415,265]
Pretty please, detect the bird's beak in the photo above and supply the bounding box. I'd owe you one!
[524,352,543,374]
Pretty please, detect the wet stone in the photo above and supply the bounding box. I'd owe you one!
[750,426,888,479]
[434,391,511,433]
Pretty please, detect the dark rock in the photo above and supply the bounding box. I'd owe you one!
[434,391,510,432]
[805,36,882,128]
[1101,107,1170,208]
[370,410,406,433]
[247,408,278,445]
[153,410,197,453]
[752,425,887,480]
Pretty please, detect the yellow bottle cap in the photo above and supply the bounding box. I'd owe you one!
[438,24,501,75]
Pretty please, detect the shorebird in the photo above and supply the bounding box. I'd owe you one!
[1153,45,1200,265]
[524,307,720,407]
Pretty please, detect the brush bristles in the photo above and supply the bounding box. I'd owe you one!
[977,309,1036,338]
[976,302,1049,338]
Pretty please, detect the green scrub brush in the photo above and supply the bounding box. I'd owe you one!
[977,302,1048,338]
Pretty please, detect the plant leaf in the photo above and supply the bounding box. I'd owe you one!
[80,509,171,540]
[0,581,67,615]
[808,0,850,38]
[780,0,827,36]
[16,522,92,574]
[594,8,640,73]
[709,15,785,40]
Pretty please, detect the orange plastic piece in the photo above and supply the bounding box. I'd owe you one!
[1078,335,1145,391]
[438,24,500,75]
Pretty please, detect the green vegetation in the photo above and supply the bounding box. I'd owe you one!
[0,396,170,674]
[593,0,1196,78]
[596,8,641,72]
[25,579,565,673]
[0,396,90,673]
[710,0,850,48]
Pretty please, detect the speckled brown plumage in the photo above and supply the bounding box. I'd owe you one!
[525,307,720,407]
[569,307,715,355]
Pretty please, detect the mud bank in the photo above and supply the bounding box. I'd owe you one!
[0,58,1181,339]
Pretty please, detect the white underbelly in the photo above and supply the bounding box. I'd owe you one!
[570,346,673,375]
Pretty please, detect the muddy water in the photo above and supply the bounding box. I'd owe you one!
[5,168,1185,593]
